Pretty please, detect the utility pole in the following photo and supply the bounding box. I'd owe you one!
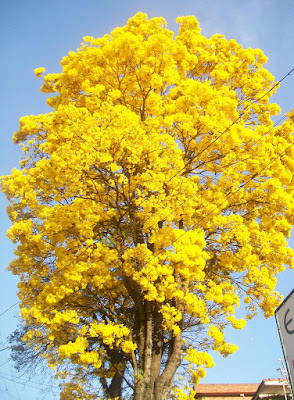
[277,358,293,400]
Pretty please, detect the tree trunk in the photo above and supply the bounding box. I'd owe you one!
[133,377,176,400]
[133,331,183,400]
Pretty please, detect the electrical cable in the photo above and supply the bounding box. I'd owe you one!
[0,372,58,394]
[0,303,20,318]
[0,377,9,400]
[0,360,11,369]
[0,387,21,400]
[0,347,11,353]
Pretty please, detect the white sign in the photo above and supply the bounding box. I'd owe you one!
[275,289,294,394]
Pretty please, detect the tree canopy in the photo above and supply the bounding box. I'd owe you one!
[2,12,294,400]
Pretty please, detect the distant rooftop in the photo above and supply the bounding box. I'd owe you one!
[252,379,292,400]
[195,379,292,400]
[194,383,259,400]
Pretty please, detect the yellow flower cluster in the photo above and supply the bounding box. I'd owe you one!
[89,322,134,351]
[208,325,238,356]
[59,382,98,400]
[172,388,197,400]
[34,67,45,77]
[185,348,215,368]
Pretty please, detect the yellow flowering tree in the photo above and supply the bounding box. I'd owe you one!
[3,13,294,400]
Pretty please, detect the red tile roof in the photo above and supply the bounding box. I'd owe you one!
[194,383,260,397]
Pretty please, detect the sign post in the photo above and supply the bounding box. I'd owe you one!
[275,289,294,396]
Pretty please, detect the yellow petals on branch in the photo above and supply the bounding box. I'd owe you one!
[34,67,45,77]
[208,325,238,356]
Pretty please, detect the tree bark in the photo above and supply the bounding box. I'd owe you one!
[154,331,182,400]
[133,326,182,400]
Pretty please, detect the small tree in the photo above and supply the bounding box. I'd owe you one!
[2,13,294,400]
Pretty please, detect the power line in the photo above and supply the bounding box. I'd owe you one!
[0,360,11,369]
[0,303,20,318]
[0,347,11,353]
[0,387,21,400]
[0,372,58,394]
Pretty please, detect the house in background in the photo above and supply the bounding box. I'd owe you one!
[195,379,292,400]
[252,379,292,400]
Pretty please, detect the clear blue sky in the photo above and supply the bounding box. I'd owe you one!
[1,0,294,399]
